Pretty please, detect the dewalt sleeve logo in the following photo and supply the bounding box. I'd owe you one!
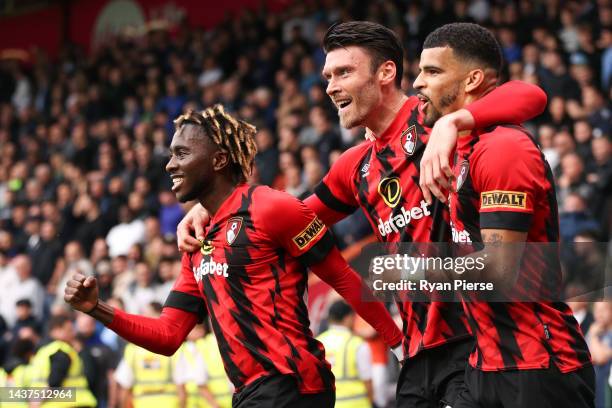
[293,217,325,250]
[480,190,527,210]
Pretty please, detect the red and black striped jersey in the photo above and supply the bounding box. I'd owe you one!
[315,98,471,358]
[449,125,591,372]
[166,183,336,393]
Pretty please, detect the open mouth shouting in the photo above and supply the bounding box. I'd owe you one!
[334,97,353,114]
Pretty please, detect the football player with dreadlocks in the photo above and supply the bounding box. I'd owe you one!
[64,105,404,408]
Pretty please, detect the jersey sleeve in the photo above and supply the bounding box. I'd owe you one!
[304,194,350,226]
[466,80,547,128]
[259,189,336,267]
[163,252,207,321]
[314,145,363,216]
[471,127,541,232]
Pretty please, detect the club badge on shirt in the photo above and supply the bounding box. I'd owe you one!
[400,125,417,156]
[456,160,469,191]
[226,217,243,245]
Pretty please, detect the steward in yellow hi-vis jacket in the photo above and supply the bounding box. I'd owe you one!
[317,300,373,408]
[2,338,36,408]
[113,302,186,408]
[30,315,97,407]
[177,324,233,408]
[0,367,6,386]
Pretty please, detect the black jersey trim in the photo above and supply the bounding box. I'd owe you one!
[480,211,532,232]
[314,182,358,214]
[163,290,207,322]
[297,230,336,267]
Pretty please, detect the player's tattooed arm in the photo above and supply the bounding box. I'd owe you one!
[481,230,503,245]
[467,229,527,288]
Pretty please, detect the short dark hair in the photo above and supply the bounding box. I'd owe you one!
[16,299,32,308]
[49,315,72,331]
[323,21,404,88]
[11,338,35,360]
[423,23,503,75]
[327,300,354,323]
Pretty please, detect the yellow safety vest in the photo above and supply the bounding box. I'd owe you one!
[3,364,31,407]
[124,343,179,408]
[30,340,97,408]
[200,334,233,408]
[0,367,6,386]
[178,340,205,408]
[178,335,233,408]
[317,327,371,408]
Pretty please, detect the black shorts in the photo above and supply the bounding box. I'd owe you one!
[396,337,473,408]
[454,363,595,408]
[232,374,335,408]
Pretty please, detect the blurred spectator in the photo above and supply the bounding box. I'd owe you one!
[566,282,595,335]
[76,313,118,408]
[559,193,600,243]
[158,191,183,237]
[72,194,109,256]
[557,153,594,208]
[11,299,41,340]
[121,262,159,315]
[587,302,612,408]
[94,259,114,302]
[1,255,44,326]
[588,136,612,234]
[156,256,178,301]
[2,338,35,389]
[299,105,341,169]
[317,300,373,407]
[254,127,280,186]
[538,124,560,170]
[105,206,145,257]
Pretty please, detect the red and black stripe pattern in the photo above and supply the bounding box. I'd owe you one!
[315,98,471,358]
[449,125,591,372]
[168,183,335,392]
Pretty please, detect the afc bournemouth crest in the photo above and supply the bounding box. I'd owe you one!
[226,217,243,246]
[456,160,469,191]
[400,125,417,156]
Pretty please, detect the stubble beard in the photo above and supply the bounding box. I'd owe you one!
[423,83,460,128]
[338,76,378,130]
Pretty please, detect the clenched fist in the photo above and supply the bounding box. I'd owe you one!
[64,273,99,313]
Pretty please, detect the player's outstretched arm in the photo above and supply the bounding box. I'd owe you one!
[64,273,197,356]
[466,80,547,129]
[310,247,403,354]
[260,189,403,358]
[420,81,547,203]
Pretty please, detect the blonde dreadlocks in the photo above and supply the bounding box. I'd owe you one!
[173,105,258,182]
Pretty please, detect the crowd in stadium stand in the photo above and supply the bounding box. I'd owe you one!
[0,0,610,407]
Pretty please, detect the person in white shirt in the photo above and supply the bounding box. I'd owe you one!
[1,254,44,327]
[121,262,159,315]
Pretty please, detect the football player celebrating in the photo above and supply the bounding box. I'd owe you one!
[65,105,405,408]
[178,21,550,407]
